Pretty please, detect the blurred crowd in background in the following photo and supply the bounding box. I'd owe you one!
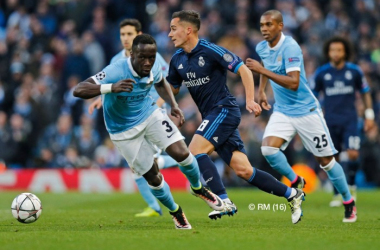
[0,0,380,187]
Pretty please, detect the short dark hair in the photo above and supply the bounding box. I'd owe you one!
[323,36,352,61]
[119,19,142,33]
[132,34,156,51]
[172,10,201,31]
[262,9,283,23]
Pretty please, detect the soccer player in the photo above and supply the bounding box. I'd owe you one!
[88,19,180,218]
[74,34,225,229]
[167,10,305,224]
[313,36,375,207]
[246,10,356,222]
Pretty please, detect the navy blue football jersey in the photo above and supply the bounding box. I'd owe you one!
[313,62,369,125]
[166,39,244,117]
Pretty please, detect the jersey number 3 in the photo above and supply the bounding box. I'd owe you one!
[162,121,173,132]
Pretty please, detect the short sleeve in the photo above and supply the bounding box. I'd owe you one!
[312,68,323,94]
[166,56,183,88]
[91,61,123,85]
[153,68,162,83]
[205,42,243,73]
[283,44,302,73]
[155,52,169,77]
[355,67,370,93]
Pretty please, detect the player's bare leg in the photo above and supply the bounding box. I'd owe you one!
[143,161,191,229]
[316,155,356,222]
[229,151,305,224]
[189,135,235,218]
[262,136,306,189]
[165,140,224,211]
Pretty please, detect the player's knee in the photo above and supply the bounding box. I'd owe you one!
[319,156,335,171]
[347,150,359,161]
[261,146,279,156]
[145,173,163,187]
[166,141,190,162]
[234,167,253,180]
[231,161,253,180]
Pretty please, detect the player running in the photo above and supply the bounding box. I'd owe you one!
[88,19,180,217]
[74,34,225,229]
[167,10,305,224]
[313,36,375,207]
[246,10,356,222]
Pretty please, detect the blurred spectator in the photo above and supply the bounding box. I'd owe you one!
[73,114,100,159]
[55,146,91,168]
[0,0,376,187]
[94,138,124,168]
[35,113,75,167]
[81,30,105,75]
[61,38,90,94]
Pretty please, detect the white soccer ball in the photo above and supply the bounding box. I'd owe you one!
[11,193,42,224]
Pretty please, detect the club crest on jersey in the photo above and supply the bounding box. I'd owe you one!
[324,73,332,80]
[198,56,205,67]
[345,70,353,80]
[223,53,233,62]
[95,71,106,81]
[277,56,282,62]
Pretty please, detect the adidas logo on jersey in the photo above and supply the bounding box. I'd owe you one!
[213,137,218,143]
[178,64,183,69]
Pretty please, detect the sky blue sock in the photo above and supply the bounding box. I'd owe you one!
[196,153,228,199]
[324,161,352,202]
[178,154,201,189]
[160,155,180,169]
[264,150,297,182]
[135,177,162,214]
[149,180,178,212]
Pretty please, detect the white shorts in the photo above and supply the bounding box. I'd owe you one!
[263,110,338,157]
[111,108,183,176]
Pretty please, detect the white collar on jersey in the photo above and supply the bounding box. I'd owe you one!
[268,32,285,51]
[122,49,129,58]
[127,57,154,82]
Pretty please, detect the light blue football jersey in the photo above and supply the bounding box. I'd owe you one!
[91,58,162,134]
[110,50,169,102]
[256,33,320,117]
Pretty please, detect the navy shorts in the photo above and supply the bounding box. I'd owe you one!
[328,120,360,152]
[195,106,246,165]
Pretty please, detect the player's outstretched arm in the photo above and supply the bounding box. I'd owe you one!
[246,58,300,91]
[238,64,262,117]
[74,78,135,99]
[155,78,185,126]
[88,97,102,115]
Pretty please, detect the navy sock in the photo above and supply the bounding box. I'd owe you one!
[195,153,228,199]
[248,168,290,197]
[347,160,359,186]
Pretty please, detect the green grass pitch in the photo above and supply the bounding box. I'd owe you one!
[1,189,380,250]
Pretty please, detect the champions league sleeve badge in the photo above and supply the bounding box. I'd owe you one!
[198,56,205,67]
[95,71,106,81]
[223,53,233,62]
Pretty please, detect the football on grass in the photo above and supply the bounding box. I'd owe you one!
[11,193,42,223]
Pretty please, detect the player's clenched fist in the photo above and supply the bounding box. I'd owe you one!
[112,79,136,93]
[258,91,272,111]
[245,58,263,73]
[246,99,262,117]
[171,106,185,127]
